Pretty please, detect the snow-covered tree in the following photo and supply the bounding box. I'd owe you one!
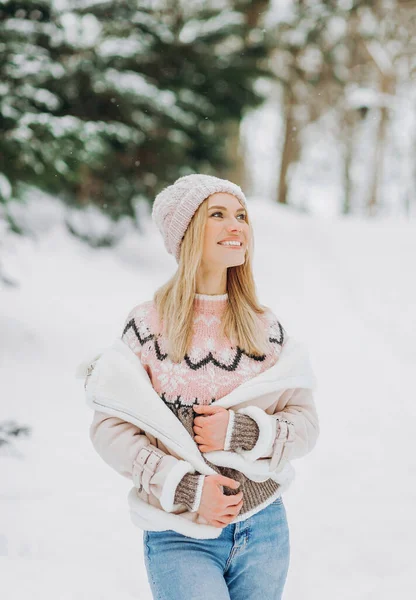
[265,0,375,206]
[0,0,272,225]
[264,0,416,215]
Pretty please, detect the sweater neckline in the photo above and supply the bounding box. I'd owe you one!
[194,292,228,315]
[194,293,228,301]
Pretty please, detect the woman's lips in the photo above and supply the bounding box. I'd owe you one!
[217,242,243,249]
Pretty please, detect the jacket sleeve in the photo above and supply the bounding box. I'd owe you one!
[89,410,205,513]
[224,315,319,472]
[224,387,319,472]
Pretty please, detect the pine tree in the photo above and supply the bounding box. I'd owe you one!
[0,0,272,226]
[0,2,78,200]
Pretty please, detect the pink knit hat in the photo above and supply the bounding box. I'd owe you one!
[152,173,247,262]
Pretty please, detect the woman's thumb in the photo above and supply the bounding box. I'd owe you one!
[217,475,240,489]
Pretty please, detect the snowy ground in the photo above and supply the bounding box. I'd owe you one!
[1,199,415,599]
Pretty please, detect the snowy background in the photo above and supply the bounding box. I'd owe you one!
[1,191,415,599]
[2,0,416,598]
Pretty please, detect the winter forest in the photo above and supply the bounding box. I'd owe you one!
[1,0,415,599]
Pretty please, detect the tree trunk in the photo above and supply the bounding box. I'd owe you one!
[358,39,395,216]
[277,90,298,205]
[341,110,357,215]
[222,0,271,188]
[342,135,353,215]
[367,74,394,215]
[220,120,247,189]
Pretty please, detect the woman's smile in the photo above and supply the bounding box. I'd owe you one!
[218,241,244,249]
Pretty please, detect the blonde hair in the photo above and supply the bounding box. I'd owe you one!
[153,197,270,363]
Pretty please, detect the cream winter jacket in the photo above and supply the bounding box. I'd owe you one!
[78,335,319,540]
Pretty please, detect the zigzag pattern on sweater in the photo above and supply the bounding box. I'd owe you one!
[122,318,285,372]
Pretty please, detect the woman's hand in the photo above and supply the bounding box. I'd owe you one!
[197,474,244,528]
[192,404,229,452]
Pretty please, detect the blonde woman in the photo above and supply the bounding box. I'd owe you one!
[85,174,319,599]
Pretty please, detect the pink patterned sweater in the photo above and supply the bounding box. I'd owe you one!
[121,293,286,517]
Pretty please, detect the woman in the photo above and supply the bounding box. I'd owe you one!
[84,174,319,599]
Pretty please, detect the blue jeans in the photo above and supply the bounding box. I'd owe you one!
[143,496,290,600]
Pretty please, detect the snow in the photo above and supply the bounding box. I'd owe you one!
[346,86,385,110]
[264,0,296,28]
[103,69,176,107]
[241,88,284,199]
[102,69,195,127]
[130,10,173,44]
[60,12,101,48]
[18,85,60,111]
[1,196,415,599]
[6,189,66,236]
[177,89,213,113]
[4,18,43,35]
[326,15,348,41]
[178,12,244,45]
[0,174,12,201]
[98,37,149,59]
[6,52,65,80]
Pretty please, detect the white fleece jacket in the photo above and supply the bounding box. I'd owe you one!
[78,335,319,540]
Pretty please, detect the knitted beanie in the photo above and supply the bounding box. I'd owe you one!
[152,173,247,262]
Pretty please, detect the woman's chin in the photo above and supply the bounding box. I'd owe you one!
[225,255,246,267]
[204,249,246,268]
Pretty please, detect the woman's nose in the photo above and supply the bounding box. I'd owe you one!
[226,220,242,232]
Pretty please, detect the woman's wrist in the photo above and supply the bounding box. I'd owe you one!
[228,412,260,451]
[174,473,205,512]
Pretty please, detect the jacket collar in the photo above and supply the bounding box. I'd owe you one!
[84,336,315,470]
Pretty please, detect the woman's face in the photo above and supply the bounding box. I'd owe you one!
[201,192,250,269]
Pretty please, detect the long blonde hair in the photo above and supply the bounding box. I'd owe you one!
[153,197,270,363]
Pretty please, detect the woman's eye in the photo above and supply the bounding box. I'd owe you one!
[211,212,246,220]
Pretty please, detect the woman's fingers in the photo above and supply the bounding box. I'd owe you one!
[211,500,244,527]
[223,492,243,507]
[212,517,233,526]
[217,512,239,526]
[211,520,227,528]
[222,499,243,516]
